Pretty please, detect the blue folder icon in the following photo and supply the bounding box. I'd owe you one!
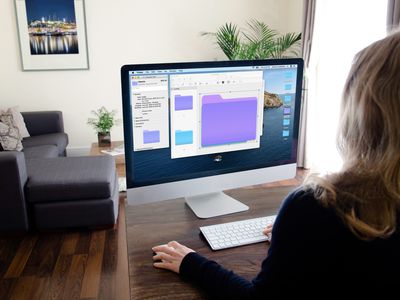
[175,130,193,145]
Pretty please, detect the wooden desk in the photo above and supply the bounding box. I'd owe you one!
[126,185,298,299]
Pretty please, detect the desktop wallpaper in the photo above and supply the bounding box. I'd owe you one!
[130,67,299,187]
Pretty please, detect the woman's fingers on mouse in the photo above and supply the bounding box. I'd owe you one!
[153,261,174,270]
[152,241,196,274]
[153,252,174,262]
[152,244,176,256]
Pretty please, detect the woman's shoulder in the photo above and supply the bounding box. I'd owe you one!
[275,186,341,231]
[280,186,321,212]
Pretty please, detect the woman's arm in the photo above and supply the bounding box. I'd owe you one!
[152,241,259,299]
[152,188,318,299]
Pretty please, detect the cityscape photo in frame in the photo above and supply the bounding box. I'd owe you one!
[15,0,89,70]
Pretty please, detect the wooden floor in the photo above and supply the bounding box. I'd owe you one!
[0,196,129,300]
[0,169,307,300]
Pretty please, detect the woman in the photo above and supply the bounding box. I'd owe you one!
[152,31,400,298]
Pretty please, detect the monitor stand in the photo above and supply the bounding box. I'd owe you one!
[185,192,249,219]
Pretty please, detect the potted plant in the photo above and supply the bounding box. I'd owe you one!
[202,20,301,110]
[201,19,301,60]
[87,107,118,147]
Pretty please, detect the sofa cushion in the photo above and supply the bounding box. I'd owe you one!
[33,173,119,230]
[21,111,64,136]
[23,145,58,159]
[22,133,68,156]
[26,156,116,203]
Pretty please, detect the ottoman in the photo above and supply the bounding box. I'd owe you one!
[26,156,119,230]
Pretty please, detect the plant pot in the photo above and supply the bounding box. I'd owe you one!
[98,132,111,147]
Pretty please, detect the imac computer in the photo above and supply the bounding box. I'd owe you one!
[121,59,303,218]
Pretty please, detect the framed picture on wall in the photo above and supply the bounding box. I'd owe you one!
[14,0,89,71]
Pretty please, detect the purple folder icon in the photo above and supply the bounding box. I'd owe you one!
[175,95,193,111]
[201,94,258,147]
[143,130,160,144]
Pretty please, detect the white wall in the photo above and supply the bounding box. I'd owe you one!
[0,0,302,151]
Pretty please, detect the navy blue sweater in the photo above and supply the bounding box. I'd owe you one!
[179,189,400,298]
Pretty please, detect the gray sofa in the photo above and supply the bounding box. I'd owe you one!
[0,111,119,232]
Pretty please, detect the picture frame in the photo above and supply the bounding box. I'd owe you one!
[14,0,89,71]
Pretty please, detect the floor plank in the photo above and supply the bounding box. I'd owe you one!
[0,238,22,278]
[115,198,130,300]
[22,234,63,278]
[60,232,80,256]
[46,255,73,300]
[62,254,88,300]
[74,231,92,255]
[80,230,106,299]
[29,276,51,300]
[99,230,117,300]
[8,276,36,300]
[0,278,16,300]
[4,236,38,278]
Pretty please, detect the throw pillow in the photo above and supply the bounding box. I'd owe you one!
[0,112,23,151]
[11,106,30,138]
[0,106,30,138]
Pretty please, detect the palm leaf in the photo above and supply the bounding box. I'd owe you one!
[202,23,241,60]
[237,43,259,60]
[242,20,278,59]
[270,32,302,58]
[243,19,277,45]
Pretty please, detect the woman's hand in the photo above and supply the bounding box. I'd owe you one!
[263,223,274,239]
[152,241,195,273]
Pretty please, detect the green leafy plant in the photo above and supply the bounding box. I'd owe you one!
[87,106,118,133]
[201,20,301,60]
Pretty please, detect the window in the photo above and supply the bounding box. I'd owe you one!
[307,0,387,172]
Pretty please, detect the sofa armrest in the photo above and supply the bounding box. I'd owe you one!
[0,151,29,231]
[22,111,64,136]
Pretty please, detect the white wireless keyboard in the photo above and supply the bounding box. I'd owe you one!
[200,215,276,250]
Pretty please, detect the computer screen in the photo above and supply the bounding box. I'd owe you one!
[122,59,303,186]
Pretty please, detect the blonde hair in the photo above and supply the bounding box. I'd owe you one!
[305,30,400,240]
